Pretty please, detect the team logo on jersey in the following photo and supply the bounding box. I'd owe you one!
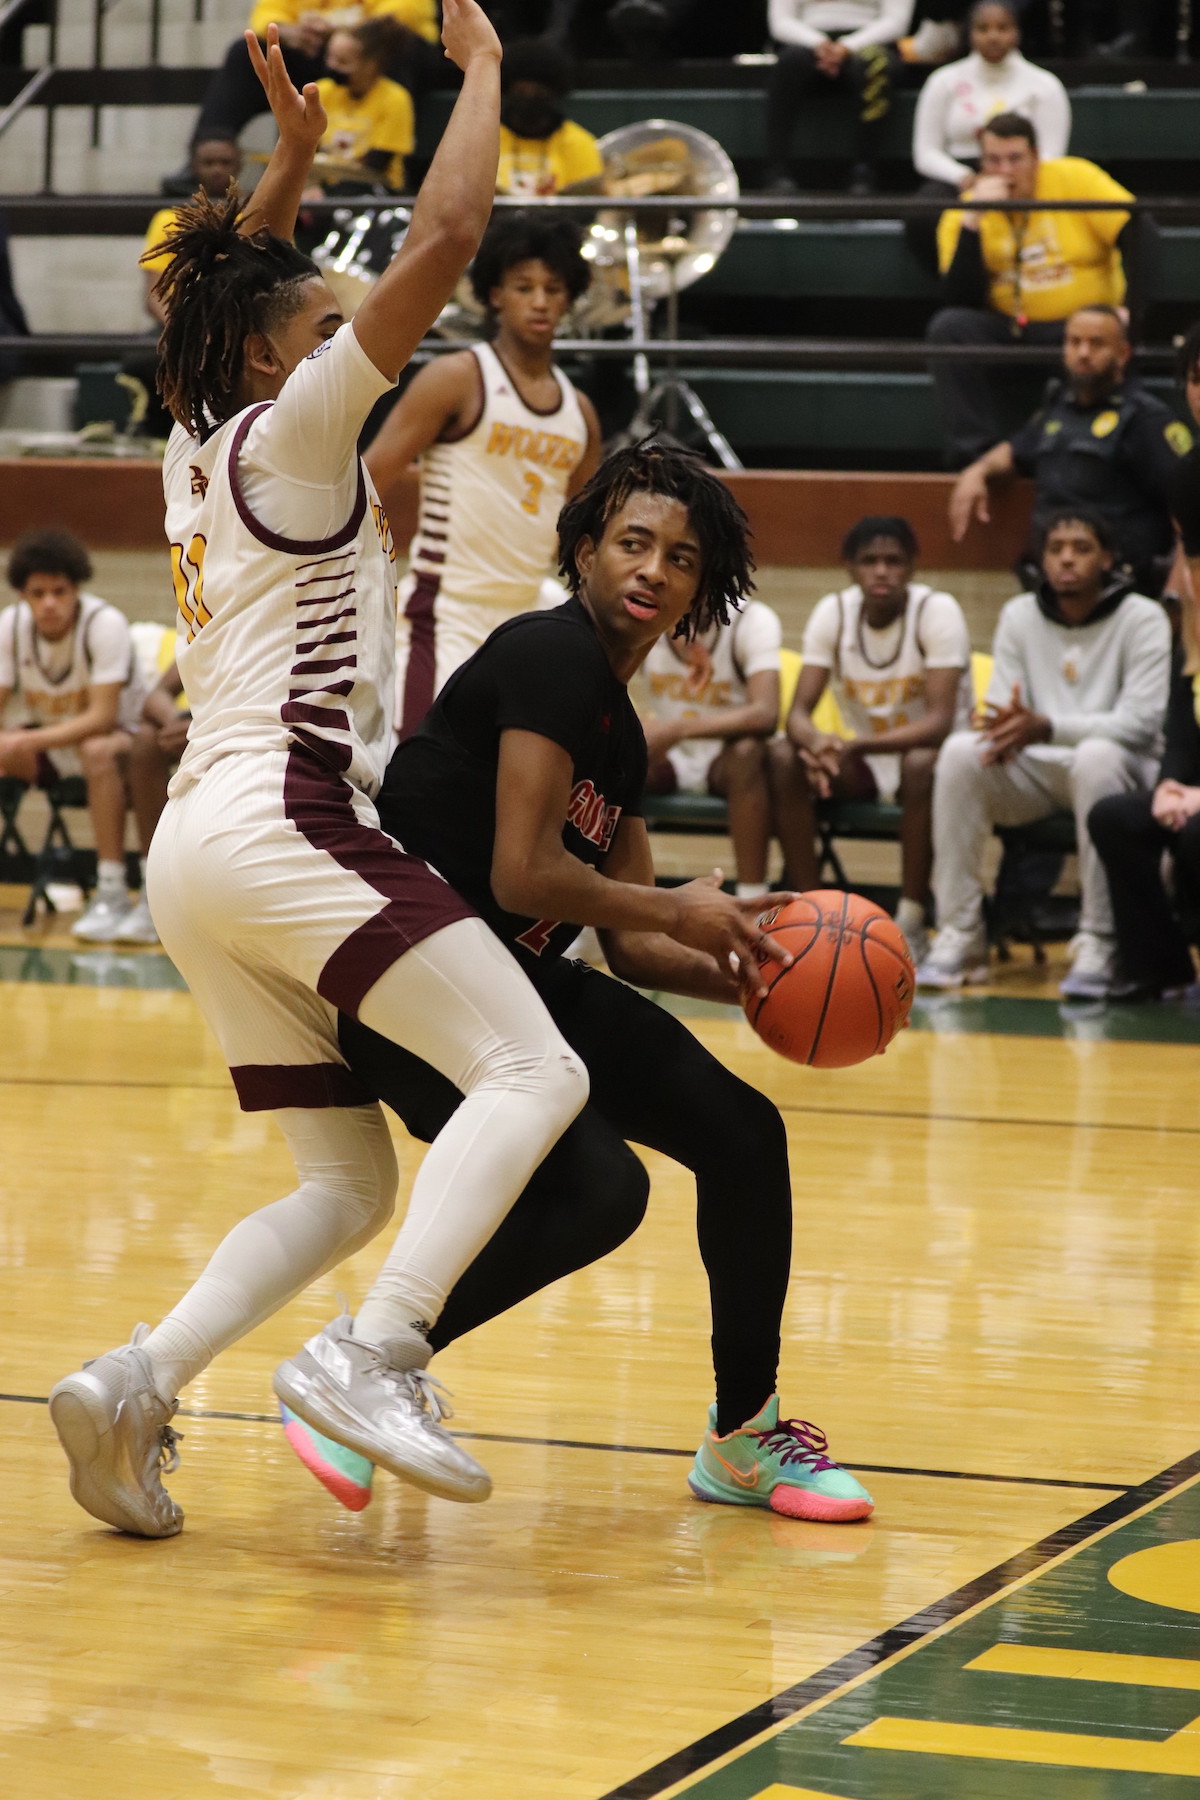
[189,465,209,497]
[1091,410,1119,439]
[1166,420,1194,456]
[307,339,333,361]
[566,778,621,851]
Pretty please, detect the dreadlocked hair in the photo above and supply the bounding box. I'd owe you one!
[557,440,755,640]
[147,188,319,439]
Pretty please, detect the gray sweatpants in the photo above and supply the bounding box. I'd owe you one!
[932,731,1157,938]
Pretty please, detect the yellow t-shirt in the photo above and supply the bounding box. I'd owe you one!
[937,156,1132,322]
[315,75,414,189]
[248,0,437,44]
[496,119,604,197]
[142,206,183,274]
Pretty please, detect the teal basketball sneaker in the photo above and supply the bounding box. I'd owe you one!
[688,1397,873,1521]
[280,1404,375,1512]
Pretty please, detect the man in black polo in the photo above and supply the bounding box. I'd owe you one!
[948,305,1191,595]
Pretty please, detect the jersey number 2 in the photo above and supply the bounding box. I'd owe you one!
[520,470,544,516]
[171,535,210,642]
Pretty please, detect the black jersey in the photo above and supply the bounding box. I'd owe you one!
[376,597,647,965]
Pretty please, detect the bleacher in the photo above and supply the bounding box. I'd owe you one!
[3,12,1199,466]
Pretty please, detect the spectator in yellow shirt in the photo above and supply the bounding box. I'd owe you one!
[311,17,415,191]
[194,0,434,145]
[141,132,243,325]
[926,111,1149,467]
[496,39,603,196]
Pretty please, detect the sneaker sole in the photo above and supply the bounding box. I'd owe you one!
[49,1377,182,1538]
[280,1405,373,1512]
[688,1472,873,1523]
[272,1360,491,1504]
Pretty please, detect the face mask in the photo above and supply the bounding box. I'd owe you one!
[501,95,564,140]
[325,66,351,85]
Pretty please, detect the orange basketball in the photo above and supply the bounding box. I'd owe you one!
[741,890,915,1068]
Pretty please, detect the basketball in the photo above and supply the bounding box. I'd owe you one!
[741,890,915,1068]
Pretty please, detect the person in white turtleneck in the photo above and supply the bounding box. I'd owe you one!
[906,0,1070,271]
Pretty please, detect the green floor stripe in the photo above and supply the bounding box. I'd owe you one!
[0,945,186,990]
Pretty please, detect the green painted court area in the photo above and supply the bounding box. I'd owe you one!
[679,1473,1200,1800]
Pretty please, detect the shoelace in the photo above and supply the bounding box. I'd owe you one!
[367,1352,456,1428]
[157,1425,183,1477]
[755,1417,839,1473]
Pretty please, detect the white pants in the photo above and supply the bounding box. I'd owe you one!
[932,731,1157,939]
[395,574,527,738]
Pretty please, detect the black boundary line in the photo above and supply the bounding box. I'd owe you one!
[5,1075,1200,1142]
[596,1443,1200,1800]
[0,1391,1127,1492]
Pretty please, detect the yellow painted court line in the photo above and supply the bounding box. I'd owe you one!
[749,1787,861,1800]
[845,1713,1200,1776]
[969,1642,1200,1689]
[658,1470,1200,1798]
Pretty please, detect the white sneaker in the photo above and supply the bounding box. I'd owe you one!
[915,925,989,990]
[273,1315,492,1503]
[114,893,159,945]
[898,918,930,968]
[72,891,132,942]
[1059,931,1116,1001]
[49,1324,183,1537]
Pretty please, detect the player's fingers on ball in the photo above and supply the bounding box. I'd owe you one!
[759,929,793,967]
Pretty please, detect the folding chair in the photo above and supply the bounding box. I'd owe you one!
[0,777,31,877]
[23,776,92,927]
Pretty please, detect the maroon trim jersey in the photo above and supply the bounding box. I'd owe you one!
[376,596,647,964]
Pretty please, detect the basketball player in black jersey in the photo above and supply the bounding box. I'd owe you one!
[283,443,875,1523]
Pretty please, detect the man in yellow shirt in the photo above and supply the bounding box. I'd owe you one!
[194,0,434,145]
[926,111,1145,467]
[496,39,602,196]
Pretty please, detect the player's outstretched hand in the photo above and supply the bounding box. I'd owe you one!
[669,872,796,999]
[245,24,326,152]
[440,0,502,71]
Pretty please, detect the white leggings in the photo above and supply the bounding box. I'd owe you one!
[143,917,587,1398]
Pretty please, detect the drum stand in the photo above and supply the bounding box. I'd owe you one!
[622,223,742,470]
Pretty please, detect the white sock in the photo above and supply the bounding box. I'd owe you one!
[895,897,926,936]
[96,858,125,897]
[735,882,770,900]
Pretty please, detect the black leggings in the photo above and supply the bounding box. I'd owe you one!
[340,957,793,1435]
[1088,790,1200,991]
[765,42,896,171]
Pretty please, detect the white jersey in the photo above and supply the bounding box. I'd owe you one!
[164,324,397,800]
[802,582,972,742]
[643,600,782,792]
[407,340,588,611]
[0,591,145,733]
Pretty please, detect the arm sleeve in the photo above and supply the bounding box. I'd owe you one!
[920,592,971,668]
[1078,161,1133,247]
[1008,408,1044,475]
[1033,71,1072,161]
[371,86,415,156]
[237,323,395,541]
[768,0,826,48]
[842,0,914,51]
[984,602,1028,709]
[912,68,971,188]
[1169,446,1200,556]
[488,622,609,764]
[800,593,841,669]
[1123,403,1191,506]
[1048,605,1171,751]
[733,602,783,679]
[84,606,134,688]
[940,219,989,305]
[557,121,604,185]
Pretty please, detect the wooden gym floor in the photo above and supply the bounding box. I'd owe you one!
[3,885,1200,1799]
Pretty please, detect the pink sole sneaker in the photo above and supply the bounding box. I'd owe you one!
[281,1406,373,1512]
[769,1486,874,1522]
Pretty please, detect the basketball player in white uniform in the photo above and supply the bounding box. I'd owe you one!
[364,209,601,737]
[47,6,598,1540]
[642,599,783,899]
[0,528,147,939]
[771,515,971,963]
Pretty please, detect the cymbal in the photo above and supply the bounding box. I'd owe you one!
[247,149,372,180]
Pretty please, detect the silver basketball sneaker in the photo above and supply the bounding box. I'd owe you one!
[49,1324,183,1537]
[273,1315,491,1504]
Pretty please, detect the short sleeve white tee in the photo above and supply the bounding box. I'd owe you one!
[643,599,782,790]
[802,583,972,741]
[0,593,145,732]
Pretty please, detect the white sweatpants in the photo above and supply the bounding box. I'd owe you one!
[932,731,1157,939]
